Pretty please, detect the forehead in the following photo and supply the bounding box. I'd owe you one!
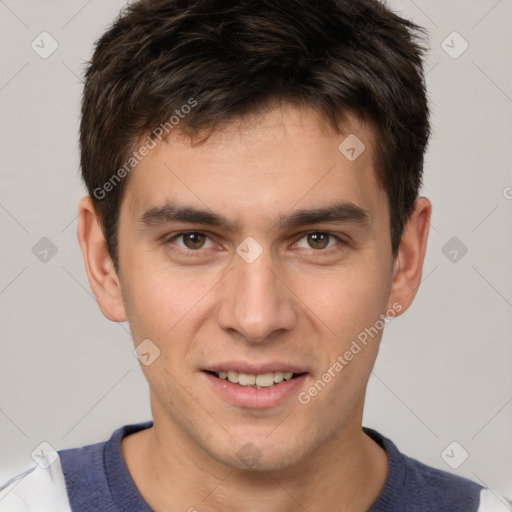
[120,104,385,228]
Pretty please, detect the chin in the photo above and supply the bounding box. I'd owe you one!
[208,430,310,472]
[228,448,305,472]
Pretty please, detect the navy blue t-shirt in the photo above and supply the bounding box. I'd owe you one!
[54,421,488,511]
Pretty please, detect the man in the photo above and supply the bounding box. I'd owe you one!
[0,0,509,510]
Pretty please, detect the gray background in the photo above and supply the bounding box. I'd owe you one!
[1,0,511,501]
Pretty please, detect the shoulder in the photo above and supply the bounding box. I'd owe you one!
[0,438,110,512]
[398,450,511,511]
[364,427,511,512]
[396,453,484,511]
[0,423,132,512]
[403,451,482,500]
[0,456,71,512]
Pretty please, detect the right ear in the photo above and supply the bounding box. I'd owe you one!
[77,196,127,322]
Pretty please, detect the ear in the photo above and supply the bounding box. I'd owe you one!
[77,196,127,322]
[386,197,432,315]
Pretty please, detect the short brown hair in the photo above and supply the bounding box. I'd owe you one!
[80,0,430,271]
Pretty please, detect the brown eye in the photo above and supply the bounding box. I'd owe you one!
[294,231,343,252]
[307,232,330,249]
[166,231,217,257]
[182,232,207,250]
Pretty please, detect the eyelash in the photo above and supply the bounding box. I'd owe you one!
[164,230,346,257]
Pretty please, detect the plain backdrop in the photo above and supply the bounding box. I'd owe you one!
[1,0,511,501]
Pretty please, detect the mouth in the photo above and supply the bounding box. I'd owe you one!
[204,370,306,389]
[202,366,309,408]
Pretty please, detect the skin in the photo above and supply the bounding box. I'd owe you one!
[78,102,431,511]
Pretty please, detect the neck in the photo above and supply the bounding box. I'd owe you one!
[122,414,388,511]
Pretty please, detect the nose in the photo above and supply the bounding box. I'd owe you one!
[216,248,298,343]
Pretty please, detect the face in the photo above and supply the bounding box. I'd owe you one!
[115,103,398,470]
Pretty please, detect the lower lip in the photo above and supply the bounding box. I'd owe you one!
[202,371,308,409]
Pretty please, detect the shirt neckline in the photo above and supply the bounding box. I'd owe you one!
[105,420,154,511]
[363,426,406,511]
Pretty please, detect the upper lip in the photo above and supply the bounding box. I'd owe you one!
[203,361,309,375]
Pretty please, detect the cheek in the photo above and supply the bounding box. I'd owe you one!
[121,252,215,339]
[295,267,389,420]
[120,263,224,390]
[295,260,390,341]
[122,275,174,340]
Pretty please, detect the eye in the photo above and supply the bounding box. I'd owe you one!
[294,231,343,251]
[167,231,216,252]
[165,230,344,256]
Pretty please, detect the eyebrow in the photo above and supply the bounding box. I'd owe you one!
[139,200,371,232]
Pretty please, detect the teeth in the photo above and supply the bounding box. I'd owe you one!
[238,373,256,386]
[255,372,274,387]
[215,370,297,387]
[227,370,239,383]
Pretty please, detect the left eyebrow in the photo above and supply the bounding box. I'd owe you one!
[275,201,371,230]
[138,200,371,232]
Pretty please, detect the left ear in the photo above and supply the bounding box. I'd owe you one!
[386,197,432,315]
